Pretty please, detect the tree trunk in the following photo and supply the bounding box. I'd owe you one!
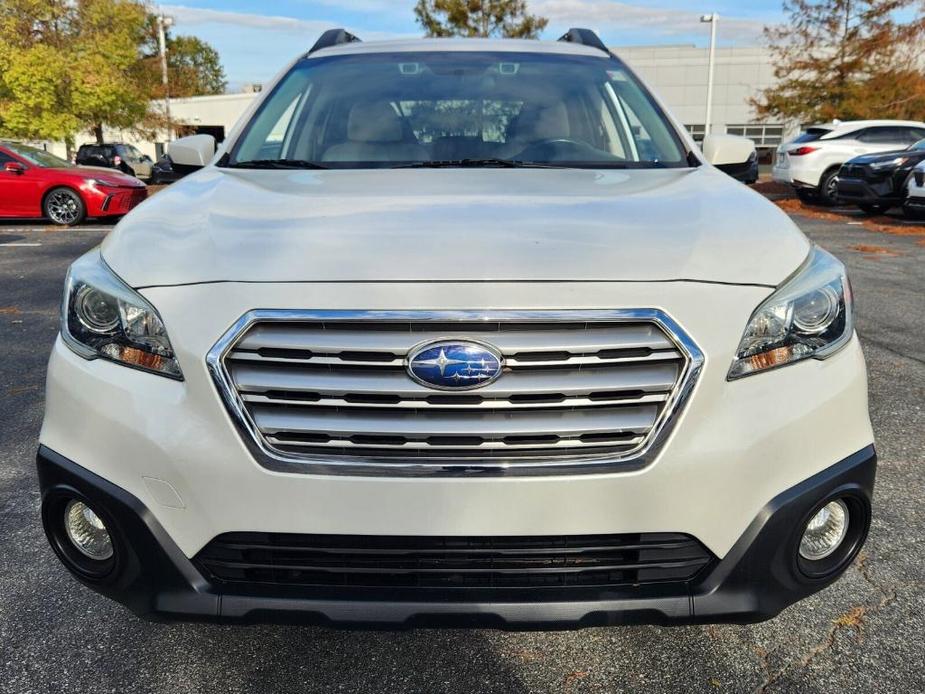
[93,124,104,144]
[65,136,75,162]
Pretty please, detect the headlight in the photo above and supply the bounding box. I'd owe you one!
[61,250,183,379]
[88,179,119,187]
[728,247,853,379]
[869,156,909,170]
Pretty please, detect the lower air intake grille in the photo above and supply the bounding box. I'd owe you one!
[208,310,703,476]
[195,532,715,593]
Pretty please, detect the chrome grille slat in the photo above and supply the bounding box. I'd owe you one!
[228,350,682,369]
[241,392,670,410]
[207,310,704,476]
[235,324,674,354]
[265,436,646,451]
[252,404,658,438]
[229,362,680,398]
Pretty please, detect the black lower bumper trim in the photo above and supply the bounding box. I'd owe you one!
[36,445,876,628]
[835,178,900,206]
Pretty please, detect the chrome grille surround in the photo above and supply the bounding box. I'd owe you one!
[207,310,704,477]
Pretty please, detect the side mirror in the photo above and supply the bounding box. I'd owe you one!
[702,134,758,184]
[167,134,216,170]
[3,161,25,175]
[701,134,756,167]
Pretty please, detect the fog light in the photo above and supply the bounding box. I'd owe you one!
[800,499,849,561]
[64,500,113,560]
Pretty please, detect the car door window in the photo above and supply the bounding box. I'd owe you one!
[858,127,907,144]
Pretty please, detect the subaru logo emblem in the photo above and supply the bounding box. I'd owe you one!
[407,340,504,390]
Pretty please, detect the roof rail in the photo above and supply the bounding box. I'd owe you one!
[308,28,361,55]
[557,28,609,54]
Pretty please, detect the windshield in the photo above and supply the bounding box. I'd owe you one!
[5,142,71,168]
[910,139,925,151]
[227,51,689,169]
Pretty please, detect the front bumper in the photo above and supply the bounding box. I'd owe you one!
[37,280,876,626]
[835,176,901,206]
[38,444,876,627]
[83,185,147,217]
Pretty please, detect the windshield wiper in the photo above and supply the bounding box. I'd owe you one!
[224,159,329,170]
[393,158,563,169]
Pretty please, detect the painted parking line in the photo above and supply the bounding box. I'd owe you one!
[0,242,42,247]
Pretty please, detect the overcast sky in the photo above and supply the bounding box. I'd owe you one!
[161,0,786,87]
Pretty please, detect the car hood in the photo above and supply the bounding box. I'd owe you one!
[62,166,143,186]
[847,149,918,165]
[102,166,809,288]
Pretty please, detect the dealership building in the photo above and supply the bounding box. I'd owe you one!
[44,44,789,165]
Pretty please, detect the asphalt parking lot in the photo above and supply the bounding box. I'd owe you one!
[1,211,923,694]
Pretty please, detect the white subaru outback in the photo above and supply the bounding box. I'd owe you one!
[38,29,876,629]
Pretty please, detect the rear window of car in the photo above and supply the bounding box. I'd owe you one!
[793,129,831,143]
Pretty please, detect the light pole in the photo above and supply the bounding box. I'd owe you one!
[157,14,174,142]
[700,13,718,136]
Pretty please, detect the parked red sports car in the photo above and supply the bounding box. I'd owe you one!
[0,141,147,225]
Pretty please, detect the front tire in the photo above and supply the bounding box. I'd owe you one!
[903,203,925,220]
[43,188,86,226]
[818,169,841,206]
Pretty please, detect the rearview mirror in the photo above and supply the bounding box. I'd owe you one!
[168,134,216,170]
[701,134,756,167]
[3,161,25,175]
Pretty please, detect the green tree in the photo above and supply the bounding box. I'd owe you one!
[139,16,227,98]
[0,0,149,153]
[752,0,925,124]
[414,0,548,38]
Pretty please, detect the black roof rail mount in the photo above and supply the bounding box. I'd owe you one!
[309,28,361,55]
[558,28,609,54]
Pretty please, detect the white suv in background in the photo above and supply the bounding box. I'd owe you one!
[773,120,925,205]
[905,160,925,219]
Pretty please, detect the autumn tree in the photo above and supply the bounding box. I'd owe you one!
[0,0,148,153]
[0,0,227,154]
[138,16,227,99]
[414,0,548,38]
[753,0,925,124]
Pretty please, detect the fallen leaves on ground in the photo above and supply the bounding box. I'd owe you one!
[849,244,901,257]
[772,198,925,237]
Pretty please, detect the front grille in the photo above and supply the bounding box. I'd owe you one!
[195,532,714,595]
[210,311,700,474]
[841,165,867,180]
